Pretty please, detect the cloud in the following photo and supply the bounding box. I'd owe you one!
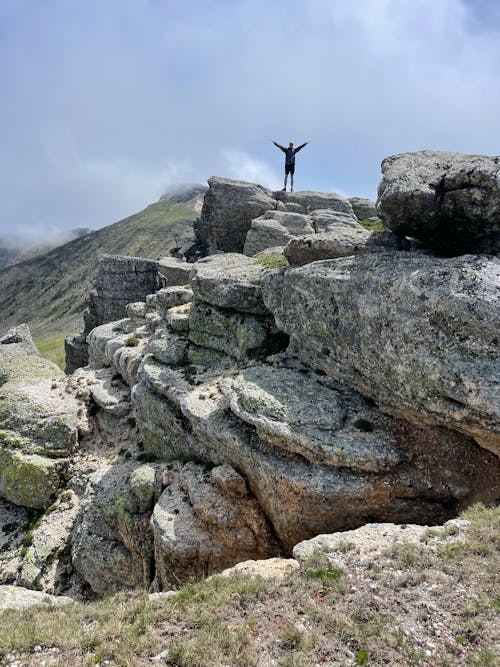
[1,0,500,239]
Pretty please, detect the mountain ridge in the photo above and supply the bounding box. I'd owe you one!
[0,192,201,340]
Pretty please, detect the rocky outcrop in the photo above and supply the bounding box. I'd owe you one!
[77,251,494,566]
[152,462,279,588]
[0,326,78,509]
[262,252,500,455]
[65,255,192,373]
[349,196,377,221]
[377,150,500,255]
[243,211,314,256]
[5,163,499,603]
[273,190,355,216]
[199,177,357,254]
[71,461,160,595]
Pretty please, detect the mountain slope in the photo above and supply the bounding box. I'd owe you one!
[0,198,199,340]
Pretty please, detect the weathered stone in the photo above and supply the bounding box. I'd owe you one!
[0,499,32,583]
[65,254,167,373]
[349,196,377,221]
[166,303,191,333]
[293,518,470,564]
[377,150,500,255]
[273,190,355,216]
[64,334,88,374]
[145,330,188,367]
[309,209,361,232]
[218,557,299,580]
[284,226,371,265]
[130,358,500,555]
[71,462,158,595]
[155,286,193,314]
[88,368,131,417]
[157,257,193,286]
[190,253,268,314]
[152,461,280,588]
[189,301,285,361]
[0,327,78,508]
[262,253,500,454]
[17,490,79,592]
[126,301,148,320]
[0,324,38,356]
[243,211,314,256]
[211,464,248,497]
[0,586,73,611]
[199,177,277,253]
[87,321,145,386]
[220,365,402,472]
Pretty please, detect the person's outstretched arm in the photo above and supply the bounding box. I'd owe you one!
[293,140,310,154]
[271,139,286,153]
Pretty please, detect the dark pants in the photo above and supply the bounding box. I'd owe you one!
[285,163,295,175]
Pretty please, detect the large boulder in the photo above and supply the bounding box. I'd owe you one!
[349,196,377,221]
[262,253,500,455]
[0,326,78,509]
[377,150,500,255]
[199,177,277,253]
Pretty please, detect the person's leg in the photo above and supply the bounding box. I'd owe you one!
[283,168,288,191]
[290,172,294,192]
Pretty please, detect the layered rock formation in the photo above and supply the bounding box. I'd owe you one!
[65,254,192,373]
[2,152,499,601]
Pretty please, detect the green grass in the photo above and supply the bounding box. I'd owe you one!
[359,218,385,231]
[35,333,68,370]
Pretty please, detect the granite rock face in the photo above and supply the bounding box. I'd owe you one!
[199,177,358,254]
[200,177,277,253]
[152,461,280,588]
[189,254,268,314]
[262,252,500,455]
[377,150,500,255]
[349,196,378,221]
[7,170,499,602]
[284,227,371,265]
[273,190,355,216]
[243,211,314,256]
[0,326,78,508]
[71,462,160,595]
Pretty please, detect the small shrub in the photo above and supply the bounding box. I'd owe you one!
[355,649,370,665]
[279,622,304,650]
[254,253,289,269]
[125,336,140,347]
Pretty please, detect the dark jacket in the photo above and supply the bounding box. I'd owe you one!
[273,141,308,166]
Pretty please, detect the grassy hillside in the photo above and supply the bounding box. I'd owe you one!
[0,199,198,341]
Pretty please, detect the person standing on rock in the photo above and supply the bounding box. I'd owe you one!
[271,139,310,192]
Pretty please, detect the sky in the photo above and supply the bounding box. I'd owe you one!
[1,0,500,241]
